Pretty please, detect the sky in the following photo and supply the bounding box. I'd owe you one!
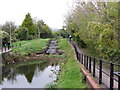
[0,0,73,29]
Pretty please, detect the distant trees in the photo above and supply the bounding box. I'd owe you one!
[1,21,17,44]
[1,12,53,46]
[52,28,68,39]
[13,13,53,41]
[36,20,52,38]
[2,21,17,34]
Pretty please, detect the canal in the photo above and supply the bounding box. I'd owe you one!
[0,59,60,88]
[0,40,61,88]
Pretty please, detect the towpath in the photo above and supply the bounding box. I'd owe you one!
[70,40,118,88]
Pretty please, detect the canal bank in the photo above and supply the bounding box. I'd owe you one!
[1,38,87,88]
[0,39,63,88]
[52,39,87,88]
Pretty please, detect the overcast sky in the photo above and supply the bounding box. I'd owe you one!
[0,0,73,29]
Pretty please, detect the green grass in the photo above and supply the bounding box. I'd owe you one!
[55,38,87,88]
[12,39,49,55]
[12,40,32,47]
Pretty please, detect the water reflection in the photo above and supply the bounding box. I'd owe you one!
[0,60,60,88]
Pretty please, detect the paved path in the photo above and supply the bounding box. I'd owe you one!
[0,48,12,54]
[70,40,118,88]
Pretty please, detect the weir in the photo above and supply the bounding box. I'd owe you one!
[46,40,58,54]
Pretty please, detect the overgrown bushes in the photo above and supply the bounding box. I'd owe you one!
[65,2,120,63]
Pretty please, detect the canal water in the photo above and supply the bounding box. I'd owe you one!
[0,60,60,88]
[46,40,58,54]
[0,40,61,88]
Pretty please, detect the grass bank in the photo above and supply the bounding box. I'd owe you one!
[12,40,32,47]
[55,39,87,88]
[12,39,49,55]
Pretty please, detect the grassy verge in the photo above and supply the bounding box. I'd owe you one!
[12,40,32,47]
[12,39,49,55]
[55,39,87,88]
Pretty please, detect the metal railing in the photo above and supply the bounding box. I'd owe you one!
[69,40,120,89]
[0,43,21,53]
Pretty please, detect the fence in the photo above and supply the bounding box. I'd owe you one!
[0,43,21,53]
[69,40,120,89]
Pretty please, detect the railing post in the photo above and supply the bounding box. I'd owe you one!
[78,52,79,62]
[93,58,96,77]
[99,60,102,84]
[86,56,88,69]
[82,54,83,64]
[78,52,80,62]
[84,55,86,67]
[118,74,120,90]
[89,57,91,73]
[79,53,80,62]
[76,50,78,60]
[110,63,114,89]
[79,53,81,63]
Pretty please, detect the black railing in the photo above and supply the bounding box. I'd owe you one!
[69,40,120,89]
[0,43,21,53]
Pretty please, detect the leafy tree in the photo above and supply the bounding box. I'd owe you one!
[59,28,69,38]
[14,27,29,40]
[2,21,17,35]
[0,30,9,46]
[36,20,52,38]
[21,13,36,37]
[40,25,52,38]
[65,1,120,62]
